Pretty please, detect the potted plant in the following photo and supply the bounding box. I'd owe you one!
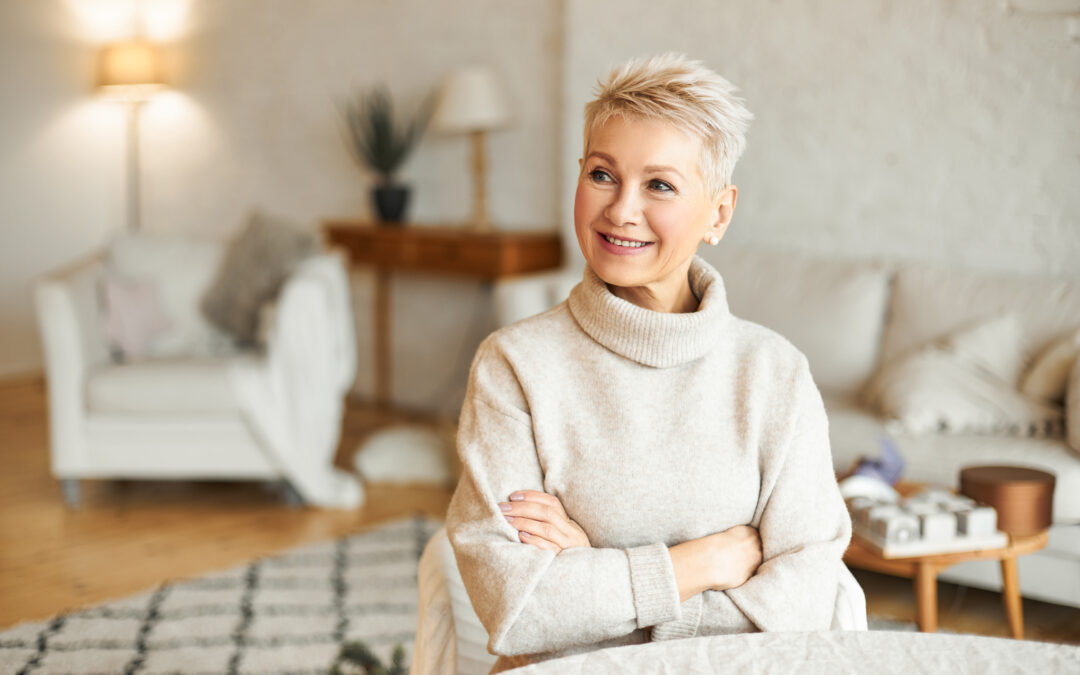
[342,85,430,224]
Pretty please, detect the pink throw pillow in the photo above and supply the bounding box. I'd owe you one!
[100,276,173,361]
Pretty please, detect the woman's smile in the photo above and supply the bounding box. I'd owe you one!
[597,230,655,254]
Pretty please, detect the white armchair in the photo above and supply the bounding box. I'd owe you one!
[34,234,362,508]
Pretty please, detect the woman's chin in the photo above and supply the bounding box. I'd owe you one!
[589,260,647,290]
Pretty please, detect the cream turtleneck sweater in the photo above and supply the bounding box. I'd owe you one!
[446,256,852,672]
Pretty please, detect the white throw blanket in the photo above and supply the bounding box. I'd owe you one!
[506,630,1080,674]
[227,253,362,508]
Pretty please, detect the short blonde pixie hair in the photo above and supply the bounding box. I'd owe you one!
[583,53,753,199]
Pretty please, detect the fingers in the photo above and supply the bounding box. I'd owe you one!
[499,490,592,551]
[517,529,561,553]
[508,490,568,516]
[505,515,565,547]
[500,500,569,534]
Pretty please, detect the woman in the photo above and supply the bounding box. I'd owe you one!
[445,53,852,672]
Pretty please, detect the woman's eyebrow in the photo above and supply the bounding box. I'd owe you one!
[586,151,616,165]
[587,152,686,180]
[644,165,685,179]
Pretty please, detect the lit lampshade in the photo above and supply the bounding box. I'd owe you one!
[433,66,511,133]
[433,66,512,230]
[97,40,166,97]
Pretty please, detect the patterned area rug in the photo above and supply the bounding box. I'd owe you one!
[0,516,441,675]
[0,514,940,675]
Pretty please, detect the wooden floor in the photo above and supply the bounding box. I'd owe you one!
[1,374,1077,646]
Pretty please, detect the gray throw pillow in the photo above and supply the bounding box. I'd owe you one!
[200,211,318,346]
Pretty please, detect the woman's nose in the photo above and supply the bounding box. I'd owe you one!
[603,187,643,227]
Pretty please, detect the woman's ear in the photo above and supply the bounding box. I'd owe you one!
[711,185,738,240]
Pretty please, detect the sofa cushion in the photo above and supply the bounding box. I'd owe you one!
[704,244,890,395]
[107,233,233,358]
[1021,326,1080,403]
[862,313,1063,436]
[824,394,1080,523]
[1067,359,1080,458]
[86,358,242,414]
[881,264,1080,370]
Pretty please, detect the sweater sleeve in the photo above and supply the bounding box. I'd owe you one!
[724,363,853,631]
[445,340,683,657]
[652,358,852,640]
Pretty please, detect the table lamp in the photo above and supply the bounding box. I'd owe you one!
[432,66,511,231]
[97,40,166,232]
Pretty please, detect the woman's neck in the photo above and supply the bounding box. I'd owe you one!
[607,275,699,313]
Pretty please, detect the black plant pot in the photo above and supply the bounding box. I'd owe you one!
[372,185,411,224]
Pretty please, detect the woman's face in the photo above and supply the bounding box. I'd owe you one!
[573,115,735,303]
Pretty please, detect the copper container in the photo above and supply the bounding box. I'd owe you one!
[959,465,1055,537]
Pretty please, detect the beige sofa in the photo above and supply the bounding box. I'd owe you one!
[493,243,1080,609]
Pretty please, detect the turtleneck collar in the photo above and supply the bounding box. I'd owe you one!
[567,255,731,368]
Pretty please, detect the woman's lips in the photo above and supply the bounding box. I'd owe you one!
[596,230,654,255]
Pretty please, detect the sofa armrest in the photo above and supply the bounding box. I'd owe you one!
[34,252,109,474]
[493,268,580,328]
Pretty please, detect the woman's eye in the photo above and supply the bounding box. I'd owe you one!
[649,179,674,193]
[588,169,613,183]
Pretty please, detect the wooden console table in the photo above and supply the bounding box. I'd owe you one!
[321,222,564,407]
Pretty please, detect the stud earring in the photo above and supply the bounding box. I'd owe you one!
[705,234,720,246]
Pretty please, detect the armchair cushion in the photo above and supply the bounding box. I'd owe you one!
[100,275,173,361]
[107,233,231,358]
[200,211,318,346]
[86,357,245,414]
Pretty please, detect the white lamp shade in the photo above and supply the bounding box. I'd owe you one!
[97,41,166,98]
[432,65,512,134]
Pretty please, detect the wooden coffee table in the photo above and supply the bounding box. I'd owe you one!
[843,482,1048,638]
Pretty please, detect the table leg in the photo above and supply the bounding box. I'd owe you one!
[374,268,391,409]
[1001,556,1024,639]
[915,562,938,632]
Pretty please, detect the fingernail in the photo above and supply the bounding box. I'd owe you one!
[509,493,524,501]
[498,502,512,512]
[520,531,530,538]
[504,515,514,523]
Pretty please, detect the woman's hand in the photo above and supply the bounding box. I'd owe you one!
[706,525,763,590]
[668,525,763,602]
[498,490,592,553]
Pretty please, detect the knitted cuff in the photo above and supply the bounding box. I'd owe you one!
[625,543,681,628]
[650,594,704,641]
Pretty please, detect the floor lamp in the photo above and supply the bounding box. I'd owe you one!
[97,41,166,233]
[432,66,511,231]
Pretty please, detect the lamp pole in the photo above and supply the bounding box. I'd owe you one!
[97,39,165,233]
[470,130,490,231]
[126,99,144,232]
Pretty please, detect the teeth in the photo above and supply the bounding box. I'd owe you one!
[604,234,648,248]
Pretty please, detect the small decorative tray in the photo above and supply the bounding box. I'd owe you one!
[848,488,1007,559]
